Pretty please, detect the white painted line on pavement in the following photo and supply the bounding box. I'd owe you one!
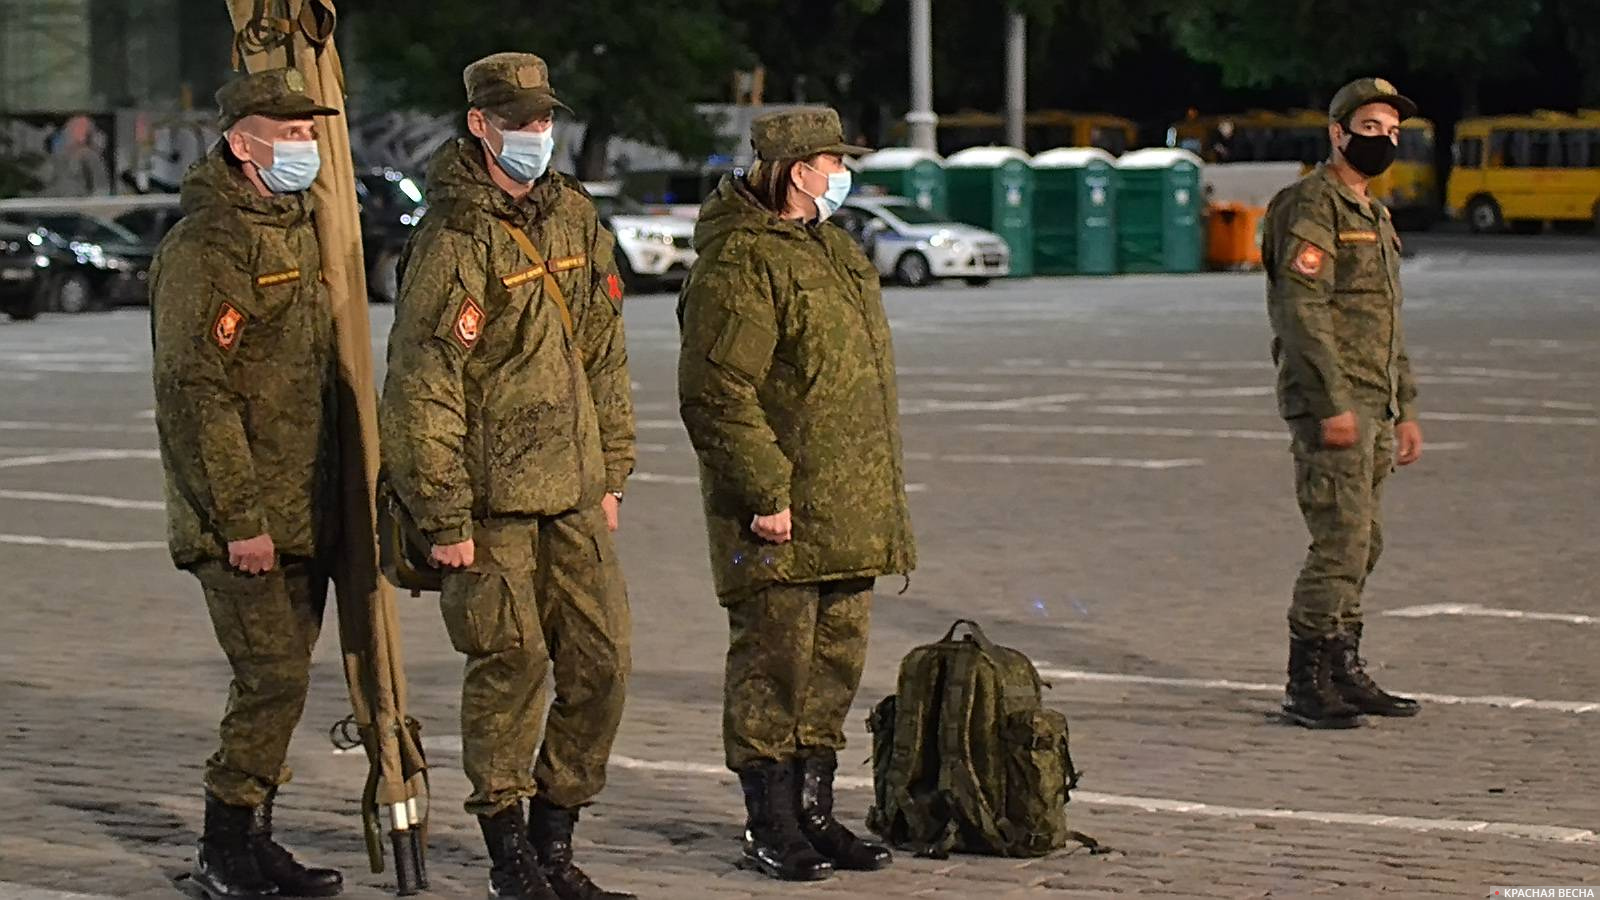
[904,451,1204,470]
[1482,398,1595,412]
[899,366,1213,385]
[1035,667,1600,715]
[961,423,1286,441]
[629,471,928,494]
[0,534,165,552]
[0,489,163,510]
[1382,603,1596,626]
[0,885,119,900]
[0,420,154,434]
[396,744,1600,846]
[627,472,700,486]
[0,449,161,469]
[1423,411,1597,427]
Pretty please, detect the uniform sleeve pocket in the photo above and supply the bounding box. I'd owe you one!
[708,313,777,382]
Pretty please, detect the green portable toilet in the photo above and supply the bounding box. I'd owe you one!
[945,147,1035,276]
[856,148,948,214]
[1114,148,1204,273]
[1032,147,1118,275]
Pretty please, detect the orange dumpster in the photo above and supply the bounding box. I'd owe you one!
[1206,202,1266,270]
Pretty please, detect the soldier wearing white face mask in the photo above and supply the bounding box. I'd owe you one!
[380,51,636,900]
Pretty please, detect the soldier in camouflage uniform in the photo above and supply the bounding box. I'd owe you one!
[677,107,916,882]
[1264,78,1426,730]
[150,68,345,899]
[379,53,634,900]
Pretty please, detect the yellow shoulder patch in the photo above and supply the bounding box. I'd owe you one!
[255,269,301,287]
[547,253,587,273]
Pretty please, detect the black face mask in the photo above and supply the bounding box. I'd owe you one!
[1341,131,1397,178]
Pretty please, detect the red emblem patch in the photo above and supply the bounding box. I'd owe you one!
[606,273,623,302]
[454,297,484,349]
[1291,242,1326,278]
[213,303,244,350]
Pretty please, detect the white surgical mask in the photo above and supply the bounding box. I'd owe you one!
[802,162,852,221]
[246,134,320,194]
[489,123,554,184]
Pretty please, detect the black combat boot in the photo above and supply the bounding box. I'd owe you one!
[195,792,279,899]
[527,798,635,900]
[736,760,834,882]
[247,789,343,897]
[795,751,892,871]
[1282,636,1365,729]
[479,804,559,900]
[1332,624,1421,717]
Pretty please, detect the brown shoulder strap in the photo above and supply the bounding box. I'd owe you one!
[496,218,574,339]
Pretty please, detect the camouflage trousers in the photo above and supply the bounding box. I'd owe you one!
[1287,412,1395,639]
[440,507,631,817]
[195,558,327,808]
[723,578,874,772]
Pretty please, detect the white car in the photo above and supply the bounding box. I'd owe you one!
[834,195,1010,287]
[584,181,697,291]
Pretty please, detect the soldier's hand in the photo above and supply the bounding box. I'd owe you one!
[751,508,793,544]
[601,493,621,533]
[1395,421,1424,466]
[1320,411,1359,449]
[431,540,475,569]
[228,534,276,575]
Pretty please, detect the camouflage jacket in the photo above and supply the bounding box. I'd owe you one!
[678,176,916,602]
[1264,163,1418,422]
[150,146,338,568]
[380,139,633,545]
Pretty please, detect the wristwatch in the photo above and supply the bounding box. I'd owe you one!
[609,490,624,503]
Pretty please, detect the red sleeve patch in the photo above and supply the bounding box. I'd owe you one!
[1291,242,1326,278]
[605,272,624,302]
[453,297,484,349]
[213,303,244,350]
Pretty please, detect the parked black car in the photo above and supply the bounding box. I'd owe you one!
[0,222,51,321]
[0,212,153,313]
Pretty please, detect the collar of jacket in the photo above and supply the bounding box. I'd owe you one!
[180,144,314,229]
[1315,162,1384,221]
[426,137,563,231]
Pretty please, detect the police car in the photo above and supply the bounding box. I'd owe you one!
[584,181,697,292]
[833,192,1011,287]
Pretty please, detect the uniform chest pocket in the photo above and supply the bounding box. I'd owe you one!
[1333,235,1385,293]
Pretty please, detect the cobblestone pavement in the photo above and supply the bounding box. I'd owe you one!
[1,233,1595,899]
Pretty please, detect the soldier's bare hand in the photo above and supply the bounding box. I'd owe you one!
[1395,421,1424,466]
[227,534,276,575]
[601,494,621,532]
[751,508,792,544]
[431,540,475,569]
[1320,411,1359,449]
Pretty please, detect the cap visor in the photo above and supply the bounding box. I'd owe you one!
[491,94,573,126]
[265,95,341,119]
[821,142,873,157]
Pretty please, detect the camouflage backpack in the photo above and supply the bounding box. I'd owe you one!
[865,620,1099,858]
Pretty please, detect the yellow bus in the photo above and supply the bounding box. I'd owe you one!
[888,110,1137,156]
[1170,109,1438,227]
[1448,111,1600,232]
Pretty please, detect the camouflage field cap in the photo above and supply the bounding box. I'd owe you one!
[216,68,339,129]
[1329,77,1418,122]
[465,52,572,123]
[750,107,871,160]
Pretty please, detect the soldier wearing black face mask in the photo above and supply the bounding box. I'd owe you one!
[1259,78,1426,730]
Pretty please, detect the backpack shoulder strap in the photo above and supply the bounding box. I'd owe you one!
[936,645,1010,853]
